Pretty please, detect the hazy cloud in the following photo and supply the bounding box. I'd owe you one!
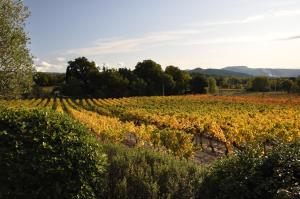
[56,57,66,62]
[176,32,299,46]
[63,8,300,57]
[34,59,67,72]
[278,35,300,41]
[190,8,300,27]
[176,35,269,46]
[274,9,300,17]
[198,15,266,27]
[66,30,202,56]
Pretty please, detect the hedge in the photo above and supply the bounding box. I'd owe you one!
[0,107,107,199]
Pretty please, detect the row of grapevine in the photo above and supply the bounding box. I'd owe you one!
[84,95,300,153]
[60,98,194,158]
[2,95,299,158]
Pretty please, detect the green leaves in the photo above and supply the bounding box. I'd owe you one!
[198,142,300,199]
[0,107,107,198]
[102,144,203,199]
[0,0,34,98]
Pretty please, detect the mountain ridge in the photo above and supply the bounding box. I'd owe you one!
[188,66,300,77]
[188,68,250,77]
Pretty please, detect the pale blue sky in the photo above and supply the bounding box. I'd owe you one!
[24,0,300,72]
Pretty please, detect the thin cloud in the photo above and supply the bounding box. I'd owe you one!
[176,32,295,46]
[199,14,266,26]
[278,35,300,41]
[56,57,66,62]
[274,9,300,17]
[177,36,267,46]
[64,8,300,56]
[190,8,300,27]
[66,30,202,56]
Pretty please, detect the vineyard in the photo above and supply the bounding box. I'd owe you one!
[1,94,300,161]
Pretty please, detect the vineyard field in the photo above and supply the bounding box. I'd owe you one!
[1,94,300,162]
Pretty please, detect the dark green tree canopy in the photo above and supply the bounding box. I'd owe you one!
[65,57,99,96]
[0,0,34,98]
[190,75,208,94]
[118,68,148,96]
[165,65,191,94]
[281,79,297,93]
[134,60,163,80]
[250,77,271,92]
[33,72,65,87]
[161,73,175,95]
[98,69,130,98]
[134,60,164,95]
[66,57,98,83]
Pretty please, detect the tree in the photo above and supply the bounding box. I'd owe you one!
[118,68,147,96]
[219,77,229,89]
[281,79,297,93]
[165,66,191,94]
[227,77,241,89]
[65,57,99,96]
[296,77,300,92]
[190,75,207,94]
[98,69,130,98]
[33,72,65,87]
[134,60,164,96]
[208,77,218,94]
[161,73,175,96]
[0,0,34,98]
[250,77,270,92]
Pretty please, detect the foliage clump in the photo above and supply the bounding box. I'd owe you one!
[0,107,107,198]
[0,0,35,98]
[102,144,203,199]
[198,142,300,199]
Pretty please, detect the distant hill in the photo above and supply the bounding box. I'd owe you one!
[188,68,250,77]
[187,66,300,77]
[223,66,300,77]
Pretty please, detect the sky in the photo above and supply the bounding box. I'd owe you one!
[23,0,300,72]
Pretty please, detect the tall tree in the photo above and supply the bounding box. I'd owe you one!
[190,75,207,94]
[134,60,164,96]
[281,79,297,93]
[165,65,191,94]
[98,69,130,98]
[65,57,99,96]
[118,68,147,96]
[250,77,270,92]
[296,77,300,93]
[161,73,175,96]
[0,0,34,98]
[208,77,218,94]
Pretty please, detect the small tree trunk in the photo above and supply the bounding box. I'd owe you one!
[209,139,215,153]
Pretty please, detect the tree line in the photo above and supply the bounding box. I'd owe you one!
[32,56,300,98]
[34,57,220,98]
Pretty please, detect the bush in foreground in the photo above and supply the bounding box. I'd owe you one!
[0,107,106,198]
[198,142,300,199]
[103,144,203,199]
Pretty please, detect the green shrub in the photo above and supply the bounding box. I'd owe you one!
[0,107,107,199]
[197,142,300,199]
[102,144,203,199]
